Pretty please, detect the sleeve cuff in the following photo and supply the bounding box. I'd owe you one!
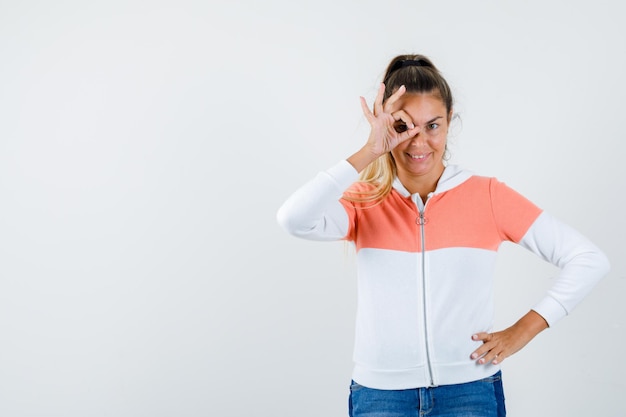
[324,160,360,191]
[532,296,568,327]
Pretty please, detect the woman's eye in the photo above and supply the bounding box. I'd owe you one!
[428,123,439,130]
[394,123,408,133]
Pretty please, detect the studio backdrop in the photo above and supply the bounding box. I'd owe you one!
[0,1,624,416]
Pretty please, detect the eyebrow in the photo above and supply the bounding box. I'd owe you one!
[426,116,443,124]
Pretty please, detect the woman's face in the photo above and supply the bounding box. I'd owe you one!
[387,92,450,184]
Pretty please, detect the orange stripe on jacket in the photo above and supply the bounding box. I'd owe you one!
[340,177,542,253]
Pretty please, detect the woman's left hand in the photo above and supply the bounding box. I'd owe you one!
[470,310,549,365]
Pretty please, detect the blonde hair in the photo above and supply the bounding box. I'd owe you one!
[343,154,396,204]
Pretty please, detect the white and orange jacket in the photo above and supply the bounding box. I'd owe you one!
[277,160,610,390]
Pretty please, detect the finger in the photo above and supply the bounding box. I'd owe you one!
[470,333,496,360]
[391,110,415,129]
[397,125,421,143]
[383,84,406,111]
[482,347,507,365]
[491,352,505,365]
[470,344,491,361]
[471,344,502,365]
[477,349,501,365]
[360,96,374,122]
[472,332,492,343]
[373,83,385,116]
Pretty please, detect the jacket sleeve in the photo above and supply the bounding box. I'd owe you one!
[276,160,359,241]
[519,211,611,326]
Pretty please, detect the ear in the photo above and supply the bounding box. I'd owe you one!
[447,108,454,123]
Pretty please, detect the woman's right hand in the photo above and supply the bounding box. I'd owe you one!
[347,83,421,173]
[359,83,421,157]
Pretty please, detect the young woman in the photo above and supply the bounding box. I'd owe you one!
[276,54,610,417]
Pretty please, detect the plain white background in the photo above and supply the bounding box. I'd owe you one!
[0,1,624,416]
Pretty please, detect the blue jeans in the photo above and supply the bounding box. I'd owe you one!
[348,371,506,417]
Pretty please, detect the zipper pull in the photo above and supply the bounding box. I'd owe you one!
[416,193,434,225]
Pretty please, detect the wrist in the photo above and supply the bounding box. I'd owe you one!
[514,310,549,339]
[348,146,383,173]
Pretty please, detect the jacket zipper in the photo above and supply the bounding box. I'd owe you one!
[417,197,435,387]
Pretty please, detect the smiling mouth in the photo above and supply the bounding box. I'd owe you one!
[408,153,428,160]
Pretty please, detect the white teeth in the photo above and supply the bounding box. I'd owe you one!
[409,154,426,159]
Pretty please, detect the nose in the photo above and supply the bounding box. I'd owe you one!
[407,130,427,147]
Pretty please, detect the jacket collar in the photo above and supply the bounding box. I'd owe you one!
[392,164,473,198]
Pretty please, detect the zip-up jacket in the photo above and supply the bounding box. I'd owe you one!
[277,160,610,390]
